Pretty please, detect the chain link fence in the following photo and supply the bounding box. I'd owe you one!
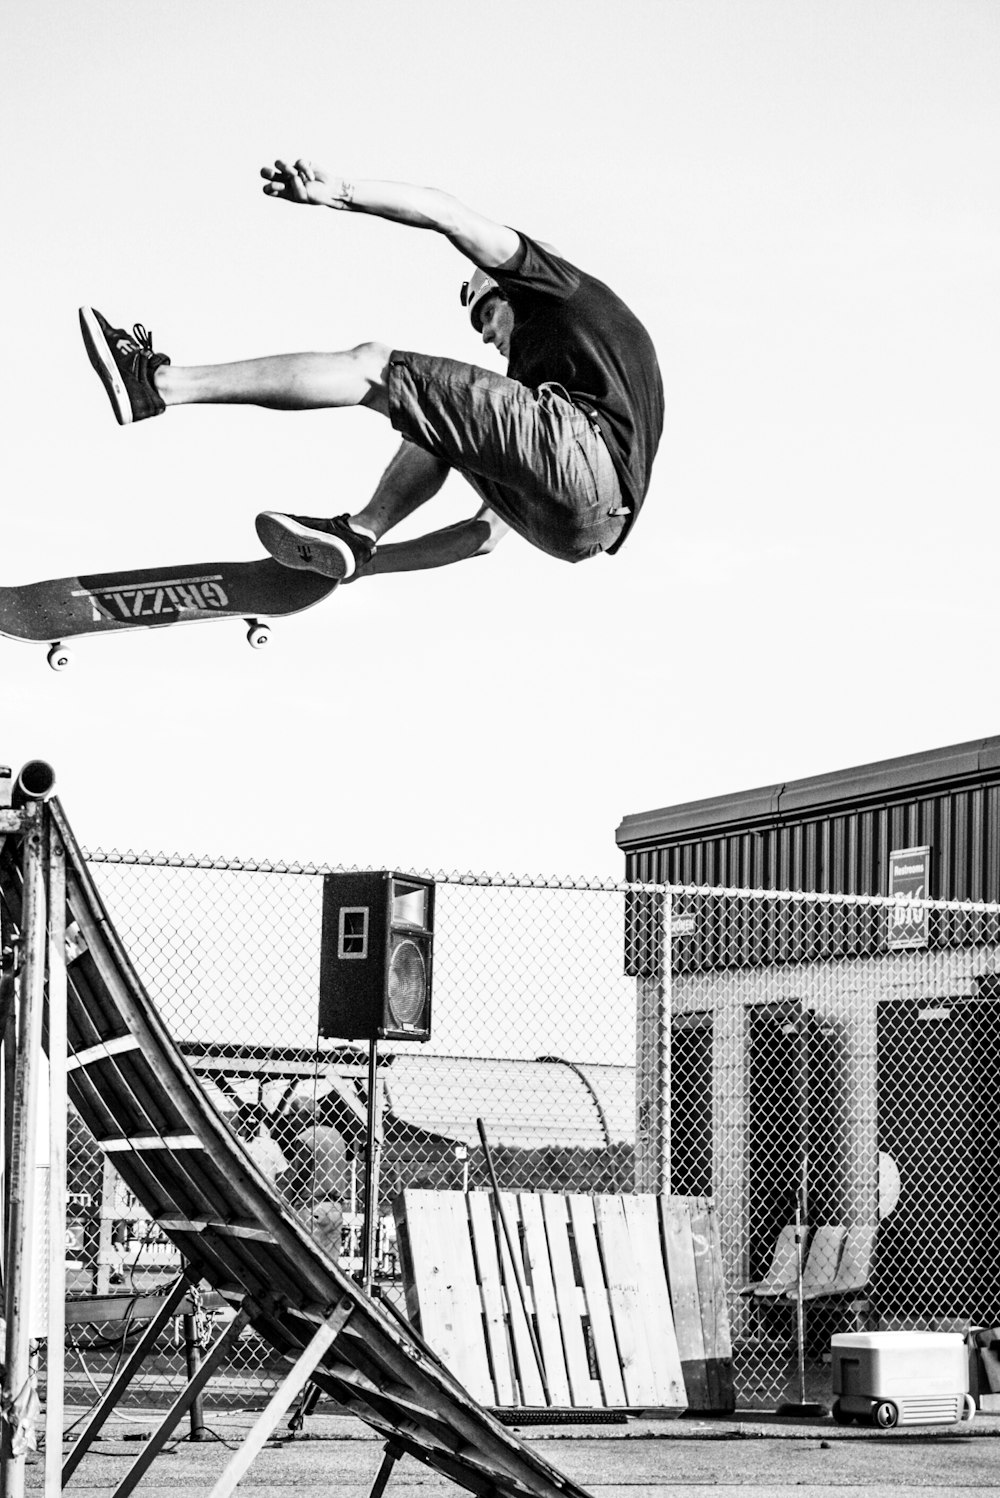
[52,850,1000,1413]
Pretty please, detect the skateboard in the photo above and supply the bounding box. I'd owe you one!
[0,556,337,669]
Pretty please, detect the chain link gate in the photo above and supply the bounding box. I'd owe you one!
[52,851,1000,1413]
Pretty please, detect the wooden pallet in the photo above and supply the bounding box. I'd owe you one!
[394,1190,734,1414]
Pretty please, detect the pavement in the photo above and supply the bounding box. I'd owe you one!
[21,1406,1000,1498]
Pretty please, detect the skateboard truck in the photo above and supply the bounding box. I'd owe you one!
[44,617,271,670]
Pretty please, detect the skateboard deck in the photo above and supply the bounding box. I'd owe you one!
[0,556,336,667]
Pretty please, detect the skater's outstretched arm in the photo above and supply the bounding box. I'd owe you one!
[353,505,510,580]
[261,159,520,268]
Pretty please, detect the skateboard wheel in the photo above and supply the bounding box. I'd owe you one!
[873,1400,898,1429]
[47,643,72,671]
[246,621,270,649]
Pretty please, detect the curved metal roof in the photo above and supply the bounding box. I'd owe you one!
[187,1046,636,1153]
[383,1053,633,1151]
[567,1060,636,1148]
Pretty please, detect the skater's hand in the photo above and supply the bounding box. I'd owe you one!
[261,159,355,210]
[341,552,374,585]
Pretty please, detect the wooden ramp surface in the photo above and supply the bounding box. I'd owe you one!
[395,1189,734,1413]
[0,803,596,1498]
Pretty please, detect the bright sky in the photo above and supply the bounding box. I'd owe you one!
[3,0,998,879]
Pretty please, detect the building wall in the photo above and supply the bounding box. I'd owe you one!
[665,938,1000,1332]
[619,738,1000,1335]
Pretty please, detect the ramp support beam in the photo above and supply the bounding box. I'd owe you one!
[107,1303,254,1498]
[206,1297,354,1498]
[60,1267,204,1482]
[369,1442,407,1498]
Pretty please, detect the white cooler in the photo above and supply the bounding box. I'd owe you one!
[831,1331,976,1427]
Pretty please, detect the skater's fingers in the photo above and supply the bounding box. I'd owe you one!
[276,169,310,201]
[270,159,303,189]
[259,158,319,204]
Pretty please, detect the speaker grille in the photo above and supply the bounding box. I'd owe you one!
[387,938,428,1026]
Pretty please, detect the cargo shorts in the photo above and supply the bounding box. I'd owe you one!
[386,352,628,563]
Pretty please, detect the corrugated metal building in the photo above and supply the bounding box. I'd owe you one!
[616,734,1000,898]
[615,736,1000,1335]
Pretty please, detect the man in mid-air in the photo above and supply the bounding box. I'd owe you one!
[80,160,663,586]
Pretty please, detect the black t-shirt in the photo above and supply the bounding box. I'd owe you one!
[489,233,664,548]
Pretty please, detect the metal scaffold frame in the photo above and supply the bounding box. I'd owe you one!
[2,761,65,1498]
[0,760,597,1498]
[0,770,361,1498]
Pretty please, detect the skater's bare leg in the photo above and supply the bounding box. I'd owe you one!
[344,443,509,572]
[350,441,451,541]
[154,341,392,414]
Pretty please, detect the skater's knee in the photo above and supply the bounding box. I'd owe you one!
[353,339,391,369]
[355,341,392,413]
[472,508,509,556]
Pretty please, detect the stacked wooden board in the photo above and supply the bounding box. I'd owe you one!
[394,1190,734,1414]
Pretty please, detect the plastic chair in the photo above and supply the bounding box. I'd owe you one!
[739,1224,803,1299]
[796,1225,847,1297]
[801,1224,875,1301]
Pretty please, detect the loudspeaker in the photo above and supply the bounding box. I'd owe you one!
[319,871,435,1042]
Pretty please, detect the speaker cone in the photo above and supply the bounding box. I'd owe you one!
[387,938,427,1026]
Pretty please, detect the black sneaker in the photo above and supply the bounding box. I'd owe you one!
[255,512,376,580]
[79,308,171,425]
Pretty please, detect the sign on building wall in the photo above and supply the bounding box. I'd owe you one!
[888,845,931,950]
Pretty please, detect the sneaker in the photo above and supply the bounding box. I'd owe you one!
[79,308,171,425]
[255,512,376,580]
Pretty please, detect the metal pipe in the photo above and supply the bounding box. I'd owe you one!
[792,1195,807,1404]
[657,892,673,1195]
[1,806,47,1498]
[182,1313,210,1439]
[1,943,17,1280]
[476,1117,551,1406]
[44,824,68,1496]
[361,1039,382,1295]
[11,761,56,809]
[775,1188,826,1418]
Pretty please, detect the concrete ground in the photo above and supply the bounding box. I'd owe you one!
[21,1406,1000,1498]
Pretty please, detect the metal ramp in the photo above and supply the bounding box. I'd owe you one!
[0,782,595,1498]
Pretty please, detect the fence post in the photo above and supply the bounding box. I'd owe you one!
[361,1040,383,1295]
[634,890,672,1194]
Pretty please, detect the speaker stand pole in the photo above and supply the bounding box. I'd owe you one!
[361,1038,383,1297]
